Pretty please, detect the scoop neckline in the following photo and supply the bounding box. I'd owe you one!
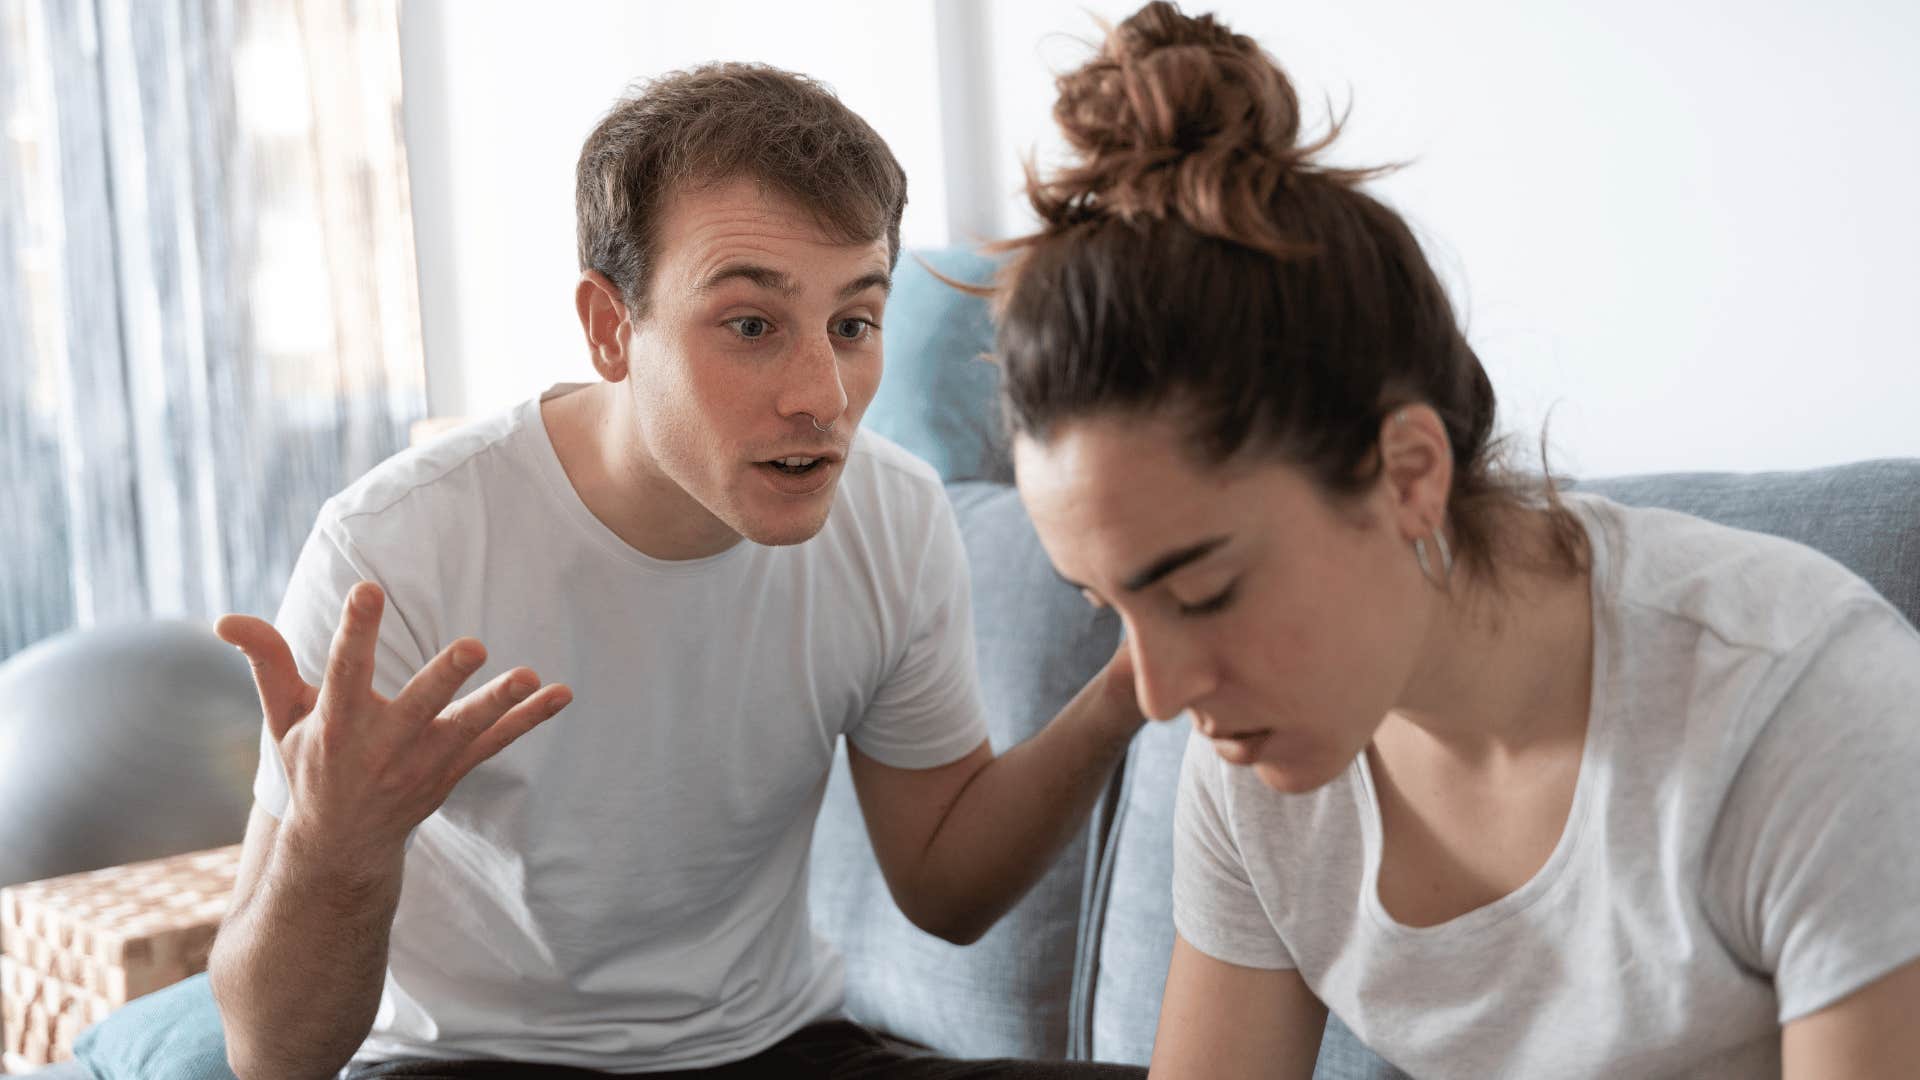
[1352,497,1616,941]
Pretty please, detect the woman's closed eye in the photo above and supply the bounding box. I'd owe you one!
[1176,582,1238,617]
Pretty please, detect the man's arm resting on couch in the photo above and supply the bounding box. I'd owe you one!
[846,645,1144,945]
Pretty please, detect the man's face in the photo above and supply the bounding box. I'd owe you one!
[623,177,891,548]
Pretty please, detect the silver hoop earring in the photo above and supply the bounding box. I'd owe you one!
[1413,528,1454,588]
[809,415,833,433]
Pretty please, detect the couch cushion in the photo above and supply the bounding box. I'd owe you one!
[862,248,1009,486]
[809,481,1122,1058]
[72,973,234,1080]
[1083,459,1920,1074]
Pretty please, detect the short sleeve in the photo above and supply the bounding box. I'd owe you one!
[845,492,990,769]
[1702,600,1920,1023]
[1172,729,1296,969]
[252,509,431,819]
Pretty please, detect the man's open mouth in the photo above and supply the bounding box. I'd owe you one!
[764,456,825,475]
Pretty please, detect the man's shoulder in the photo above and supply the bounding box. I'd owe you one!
[846,427,943,491]
[319,404,533,543]
[835,428,947,524]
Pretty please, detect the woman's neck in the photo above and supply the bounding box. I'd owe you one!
[1389,508,1596,761]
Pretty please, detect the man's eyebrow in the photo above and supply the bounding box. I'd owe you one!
[697,263,799,298]
[838,271,892,301]
[1121,537,1230,593]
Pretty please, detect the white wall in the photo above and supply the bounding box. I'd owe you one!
[975,0,1920,476]
[398,0,951,420]
[403,1,1920,476]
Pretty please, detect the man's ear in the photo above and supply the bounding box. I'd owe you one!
[1377,404,1454,541]
[575,270,632,382]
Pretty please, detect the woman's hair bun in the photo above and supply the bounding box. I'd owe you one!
[1032,1,1361,255]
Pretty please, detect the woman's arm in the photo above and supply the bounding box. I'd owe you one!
[1782,955,1920,1078]
[1149,933,1328,1080]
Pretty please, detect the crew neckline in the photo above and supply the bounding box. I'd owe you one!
[518,383,751,575]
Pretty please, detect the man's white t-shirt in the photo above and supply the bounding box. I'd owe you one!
[253,384,989,1070]
[1174,493,1920,1078]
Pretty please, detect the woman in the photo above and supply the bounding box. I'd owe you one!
[995,4,1920,1076]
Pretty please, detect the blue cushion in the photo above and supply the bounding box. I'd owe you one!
[73,973,234,1080]
[865,248,1009,485]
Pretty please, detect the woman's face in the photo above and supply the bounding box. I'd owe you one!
[1015,411,1444,794]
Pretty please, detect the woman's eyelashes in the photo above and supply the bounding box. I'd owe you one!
[1176,582,1239,617]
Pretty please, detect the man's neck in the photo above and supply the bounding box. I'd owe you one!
[540,382,743,561]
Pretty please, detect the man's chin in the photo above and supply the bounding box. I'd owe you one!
[730,503,835,547]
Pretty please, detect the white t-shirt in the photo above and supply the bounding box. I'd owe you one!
[254,384,989,1070]
[1173,493,1920,1078]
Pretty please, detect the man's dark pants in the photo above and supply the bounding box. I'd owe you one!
[344,1020,1146,1079]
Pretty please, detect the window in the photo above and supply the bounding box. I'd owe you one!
[0,0,426,661]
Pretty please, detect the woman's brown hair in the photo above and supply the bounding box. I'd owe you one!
[995,2,1582,583]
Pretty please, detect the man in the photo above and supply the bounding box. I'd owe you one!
[207,64,1147,1079]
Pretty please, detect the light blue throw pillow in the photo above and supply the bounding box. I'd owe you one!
[73,972,235,1080]
[865,247,1008,484]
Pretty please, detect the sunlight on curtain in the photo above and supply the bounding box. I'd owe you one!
[0,0,426,661]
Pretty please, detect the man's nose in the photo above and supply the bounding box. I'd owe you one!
[780,333,849,428]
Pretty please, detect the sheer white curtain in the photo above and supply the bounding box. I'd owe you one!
[0,0,426,660]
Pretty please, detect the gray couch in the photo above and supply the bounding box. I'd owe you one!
[25,249,1920,1078]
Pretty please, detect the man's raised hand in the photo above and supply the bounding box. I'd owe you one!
[215,581,571,857]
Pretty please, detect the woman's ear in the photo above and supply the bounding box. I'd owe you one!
[575,270,631,382]
[1377,404,1454,540]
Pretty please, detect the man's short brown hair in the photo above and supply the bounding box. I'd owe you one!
[575,63,909,318]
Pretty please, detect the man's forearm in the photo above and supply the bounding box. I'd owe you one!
[912,676,1141,943]
[210,825,404,1080]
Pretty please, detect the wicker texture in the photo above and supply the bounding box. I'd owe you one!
[1,845,239,1068]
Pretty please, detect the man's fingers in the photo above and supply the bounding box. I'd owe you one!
[318,582,386,726]
[438,668,542,741]
[215,614,313,742]
[393,638,488,728]
[449,683,572,777]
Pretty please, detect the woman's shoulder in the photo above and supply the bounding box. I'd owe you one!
[1570,492,1892,658]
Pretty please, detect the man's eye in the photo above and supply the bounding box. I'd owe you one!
[833,317,875,341]
[727,316,771,339]
[1177,584,1237,617]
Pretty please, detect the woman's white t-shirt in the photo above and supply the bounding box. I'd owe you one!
[1173,493,1920,1078]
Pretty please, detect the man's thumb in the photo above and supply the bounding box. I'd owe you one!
[215,614,311,741]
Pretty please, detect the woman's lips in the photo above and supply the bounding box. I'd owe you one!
[1210,728,1273,765]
